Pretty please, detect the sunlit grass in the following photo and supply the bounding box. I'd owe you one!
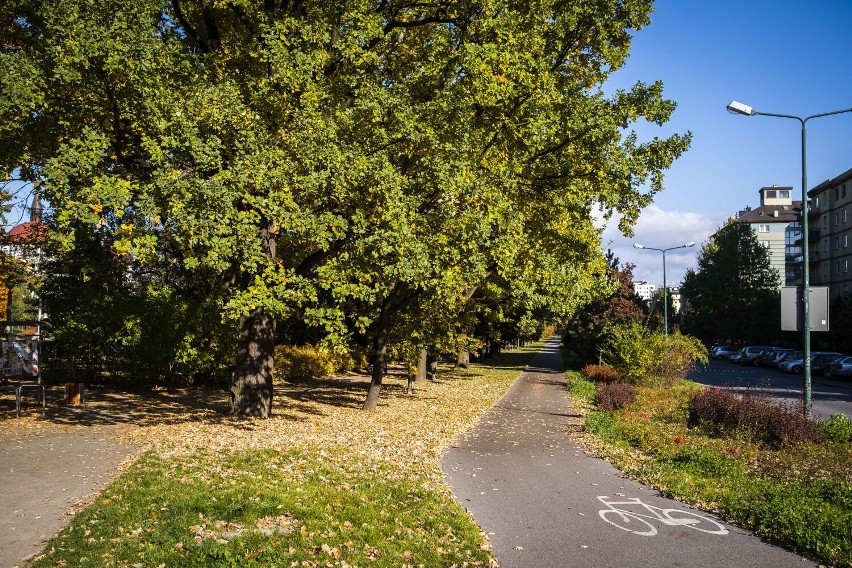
[567,371,852,567]
[30,341,546,567]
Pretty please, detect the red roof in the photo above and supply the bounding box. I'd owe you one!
[6,222,47,244]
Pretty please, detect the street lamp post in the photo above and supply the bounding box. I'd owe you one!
[726,100,852,418]
[633,241,695,337]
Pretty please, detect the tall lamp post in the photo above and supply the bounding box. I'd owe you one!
[726,100,852,418]
[633,241,695,336]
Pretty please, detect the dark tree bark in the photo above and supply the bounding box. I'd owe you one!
[415,347,427,382]
[426,352,438,380]
[230,306,275,417]
[230,223,277,417]
[363,291,394,411]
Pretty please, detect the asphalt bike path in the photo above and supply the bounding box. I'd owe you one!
[0,423,136,567]
[442,338,816,568]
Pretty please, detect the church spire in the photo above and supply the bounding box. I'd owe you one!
[29,192,42,224]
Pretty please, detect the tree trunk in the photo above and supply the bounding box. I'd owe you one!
[415,347,427,382]
[363,292,394,411]
[426,352,438,380]
[456,340,470,368]
[230,307,275,417]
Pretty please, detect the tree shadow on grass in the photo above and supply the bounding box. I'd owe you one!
[0,346,552,430]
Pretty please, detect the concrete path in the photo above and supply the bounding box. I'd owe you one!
[0,395,137,567]
[442,338,817,568]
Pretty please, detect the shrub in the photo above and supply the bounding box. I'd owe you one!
[595,382,637,411]
[820,414,852,444]
[643,332,708,384]
[688,387,823,448]
[274,345,358,382]
[580,364,620,383]
[602,322,707,385]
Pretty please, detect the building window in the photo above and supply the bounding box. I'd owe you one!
[846,260,849,274]
[835,237,840,251]
[823,216,829,229]
[835,187,840,202]
[844,209,848,223]
[845,235,849,248]
[843,184,847,199]
[814,196,820,208]
[823,240,829,255]
[760,240,770,248]
[765,189,776,199]
[836,212,841,226]
[837,261,841,275]
[779,189,790,198]
[758,224,769,233]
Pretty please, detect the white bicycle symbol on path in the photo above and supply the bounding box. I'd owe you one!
[597,496,729,536]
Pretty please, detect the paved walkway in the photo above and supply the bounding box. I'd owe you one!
[442,338,817,568]
[0,393,137,567]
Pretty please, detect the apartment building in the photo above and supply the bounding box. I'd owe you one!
[808,167,852,299]
[633,281,656,303]
[734,186,803,288]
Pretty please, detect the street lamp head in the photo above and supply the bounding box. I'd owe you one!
[686,241,695,247]
[727,100,755,116]
[633,243,644,249]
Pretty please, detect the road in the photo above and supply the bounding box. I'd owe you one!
[689,359,852,419]
[443,339,816,568]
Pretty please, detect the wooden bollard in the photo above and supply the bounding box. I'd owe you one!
[65,382,84,404]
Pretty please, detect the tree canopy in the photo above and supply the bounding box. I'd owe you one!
[681,219,781,345]
[1,0,690,415]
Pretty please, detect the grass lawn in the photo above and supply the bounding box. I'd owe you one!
[567,372,852,568]
[29,344,544,567]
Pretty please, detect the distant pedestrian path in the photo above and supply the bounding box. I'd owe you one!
[442,338,816,568]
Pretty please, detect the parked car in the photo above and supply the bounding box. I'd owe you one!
[825,356,852,378]
[711,346,739,360]
[811,354,846,376]
[755,348,790,367]
[730,346,774,365]
[775,350,803,369]
[781,352,843,374]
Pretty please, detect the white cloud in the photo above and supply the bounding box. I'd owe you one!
[597,205,729,287]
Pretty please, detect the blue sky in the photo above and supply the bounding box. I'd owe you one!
[601,0,852,287]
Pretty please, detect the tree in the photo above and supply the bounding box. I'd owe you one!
[681,220,781,345]
[564,250,646,362]
[2,1,689,415]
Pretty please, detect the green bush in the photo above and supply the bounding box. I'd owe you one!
[601,322,707,385]
[566,371,595,402]
[274,345,360,382]
[820,413,852,444]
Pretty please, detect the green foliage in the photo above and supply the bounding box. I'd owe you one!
[681,220,781,345]
[601,322,707,385]
[663,446,737,478]
[820,414,852,444]
[580,382,852,567]
[565,252,646,363]
[273,344,362,382]
[566,371,596,402]
[1,0,690,400]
